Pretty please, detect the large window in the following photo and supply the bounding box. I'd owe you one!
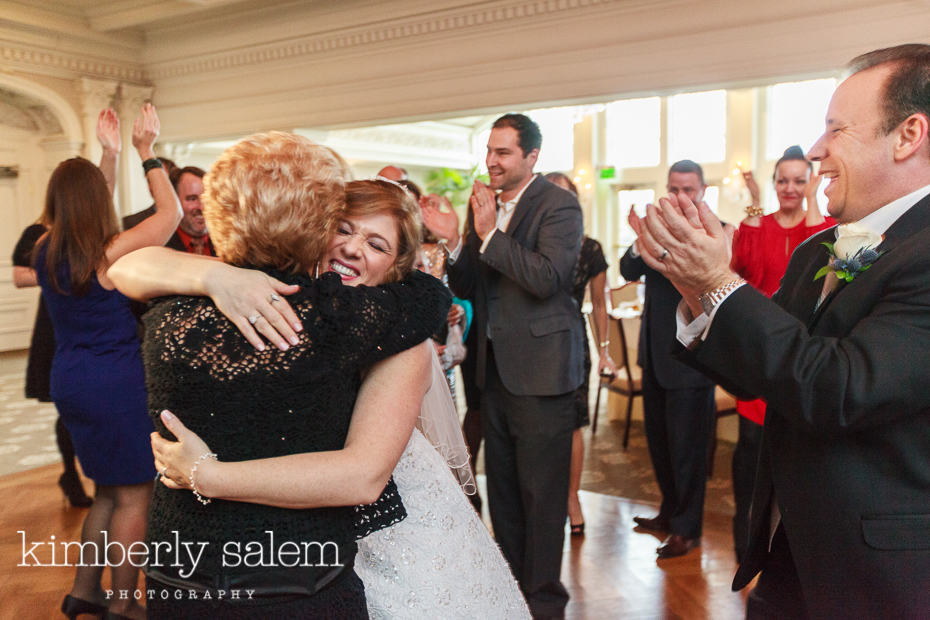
[667,89,727,163]
[526,106,575,173]
[617,187,655,246]
[766,78,836,158]
[605,97,661,168]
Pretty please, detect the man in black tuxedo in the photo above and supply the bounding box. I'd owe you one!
[122,157,177,230]
[619,160,717,560]
[633,44,930,618]
[428,113,583,618]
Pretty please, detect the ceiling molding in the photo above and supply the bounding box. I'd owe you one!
[0,41,146,83]
[143,0,681,80]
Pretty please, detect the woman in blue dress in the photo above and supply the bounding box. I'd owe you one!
[34,104,181,620]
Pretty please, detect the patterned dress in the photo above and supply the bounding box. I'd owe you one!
[570,237,608,428]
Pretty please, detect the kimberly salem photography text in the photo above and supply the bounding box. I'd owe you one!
[18,530,342,578]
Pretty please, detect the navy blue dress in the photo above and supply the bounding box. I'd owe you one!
[35,246,155,486]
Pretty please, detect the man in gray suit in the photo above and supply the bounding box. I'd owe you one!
[425,113,583,618]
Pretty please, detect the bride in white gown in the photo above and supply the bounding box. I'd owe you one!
[357,352,529,619]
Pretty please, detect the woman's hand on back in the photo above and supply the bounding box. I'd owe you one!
[204,263,303,352]
[152,410,211,492]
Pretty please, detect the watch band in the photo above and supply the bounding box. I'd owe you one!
[698,278,746,315]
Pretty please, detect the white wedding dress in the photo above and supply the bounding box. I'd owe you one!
[356,354,530,619]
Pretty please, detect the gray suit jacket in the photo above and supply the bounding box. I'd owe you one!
[447,176,584,396]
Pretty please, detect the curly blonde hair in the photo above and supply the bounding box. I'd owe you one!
[202,132,346,273]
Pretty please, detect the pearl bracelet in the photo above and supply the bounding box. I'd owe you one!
[190,452,218,505]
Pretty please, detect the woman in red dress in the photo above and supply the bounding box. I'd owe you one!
[728,145,835,562]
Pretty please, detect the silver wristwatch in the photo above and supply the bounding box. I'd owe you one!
[697,278,746,315]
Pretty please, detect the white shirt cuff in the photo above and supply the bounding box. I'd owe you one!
[446,237,463,263]
[675,284,744,347]
[479,229,497,254]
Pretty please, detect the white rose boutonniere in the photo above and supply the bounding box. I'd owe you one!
[814,223,884,283]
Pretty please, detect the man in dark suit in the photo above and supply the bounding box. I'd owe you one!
[619,160,717,559]
[427,113,583,618]
[633,44,930,618]
[122,164,214,256]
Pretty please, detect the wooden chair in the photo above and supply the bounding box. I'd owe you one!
[609,281,640,308]
[708,386,738,477]
[589,311,642,448]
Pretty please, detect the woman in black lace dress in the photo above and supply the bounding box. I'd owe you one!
[109,133,449,618]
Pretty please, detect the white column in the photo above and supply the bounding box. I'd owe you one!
[77,78,119,162]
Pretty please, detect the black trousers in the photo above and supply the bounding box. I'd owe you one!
[745,525,808,619]
[482,344,575,617]
[641,365,716,539]
[732,415,763,563]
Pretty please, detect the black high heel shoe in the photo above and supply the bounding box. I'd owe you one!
[61,594,106,619]
[58,471,93,508]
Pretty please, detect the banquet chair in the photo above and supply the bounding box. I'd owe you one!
[589,311,642,448]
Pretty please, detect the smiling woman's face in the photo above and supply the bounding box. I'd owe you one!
[322,212,399,287]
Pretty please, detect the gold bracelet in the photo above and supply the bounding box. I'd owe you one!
[744,205,763,217]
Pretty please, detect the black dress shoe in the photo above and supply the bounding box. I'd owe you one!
[633,514,670,533]
[61,594,107,619]
[656,534,700,558]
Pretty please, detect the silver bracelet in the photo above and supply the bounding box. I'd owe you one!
[190,452,218,505]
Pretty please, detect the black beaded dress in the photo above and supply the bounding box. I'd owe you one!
[142,268,450,618]
[570,236,608,428]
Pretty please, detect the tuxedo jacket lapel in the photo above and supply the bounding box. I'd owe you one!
[807,193,930,329]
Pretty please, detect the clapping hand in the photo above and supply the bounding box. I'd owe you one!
[96,109,121,154]
[631,193,735,315]
[470,181,497,240]
[420,194,461,247]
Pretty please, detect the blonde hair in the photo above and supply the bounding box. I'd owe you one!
[344,179,422,282]
[202,132,346,273]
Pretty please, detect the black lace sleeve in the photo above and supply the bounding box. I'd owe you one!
[320,269,453,366]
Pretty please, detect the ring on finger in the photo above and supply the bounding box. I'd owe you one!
[658,248,669,261]
[269,293,281,303]
[248,314,260,325]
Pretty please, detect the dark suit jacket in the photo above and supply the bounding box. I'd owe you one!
[620,249,713,390]
[447,177,584,396]
[686,193,930,618]
[122,206,186,252]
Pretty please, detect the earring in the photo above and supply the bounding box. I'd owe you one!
[314,262,320,278]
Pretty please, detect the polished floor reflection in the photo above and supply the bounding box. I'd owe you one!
[0,464,747,618]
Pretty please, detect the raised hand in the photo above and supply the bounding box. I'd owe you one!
[804,171,825,225]
[420,193,461,246]
[470,180,497,240]
[96,108,121,153]
[741,169,760,206]
[131,102,159,160]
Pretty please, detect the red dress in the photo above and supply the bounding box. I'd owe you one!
[730,213,836,423]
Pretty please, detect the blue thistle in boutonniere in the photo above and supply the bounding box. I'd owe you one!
[813,224,884,283]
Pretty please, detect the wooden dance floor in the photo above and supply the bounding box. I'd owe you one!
[1,464,748,618]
